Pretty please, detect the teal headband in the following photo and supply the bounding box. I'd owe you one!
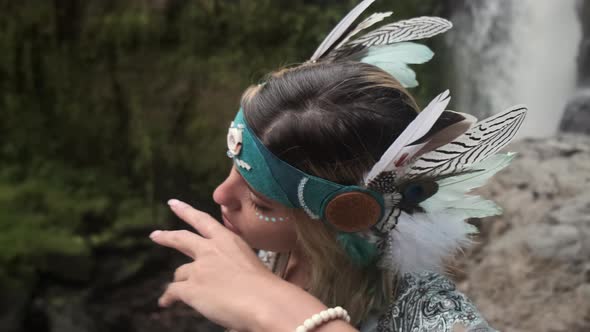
[226,108,385,226]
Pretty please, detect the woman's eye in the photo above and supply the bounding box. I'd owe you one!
[254,202,271,212]
[249,193,271,212]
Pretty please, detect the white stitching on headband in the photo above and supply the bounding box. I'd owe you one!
[297,177,320,220]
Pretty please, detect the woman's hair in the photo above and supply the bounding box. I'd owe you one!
[240,61,420,324]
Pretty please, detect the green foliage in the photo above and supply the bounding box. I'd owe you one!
[0,0,447,285]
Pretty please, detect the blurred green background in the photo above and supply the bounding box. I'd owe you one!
[0,1,448,331]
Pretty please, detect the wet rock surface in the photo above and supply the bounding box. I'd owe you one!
[560,89,590,135]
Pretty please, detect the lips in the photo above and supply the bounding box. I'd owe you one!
[222,213,240,235]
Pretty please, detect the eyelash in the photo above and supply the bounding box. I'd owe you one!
[249,194,270,212]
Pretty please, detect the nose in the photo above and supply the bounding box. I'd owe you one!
[213,169,241,210]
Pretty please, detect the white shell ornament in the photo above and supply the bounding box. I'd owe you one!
[227,125,243,156]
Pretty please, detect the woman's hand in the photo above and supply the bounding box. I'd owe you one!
[150,199,354,332]
[150,199,276,331]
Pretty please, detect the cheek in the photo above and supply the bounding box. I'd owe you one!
[239,208,298,252]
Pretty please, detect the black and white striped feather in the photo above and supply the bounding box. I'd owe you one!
[330,16,452,60]
[331,11,393,52]
[352,16,452,47]
[405,105,527,178]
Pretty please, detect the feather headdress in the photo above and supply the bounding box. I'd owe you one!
[368,104,526,274]
[308,0,528,274]
[309,0,452,88]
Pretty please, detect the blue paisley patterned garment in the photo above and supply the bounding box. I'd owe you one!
[258,251,497,332]
[359,273,497,332]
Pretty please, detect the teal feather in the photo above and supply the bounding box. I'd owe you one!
[359,42,434,88]
[422,153,516,219]
[361,42,434,64]
[336,232,378,267]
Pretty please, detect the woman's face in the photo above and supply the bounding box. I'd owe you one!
[213,166,298,252]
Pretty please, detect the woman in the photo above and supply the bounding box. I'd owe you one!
[149,1,527,331]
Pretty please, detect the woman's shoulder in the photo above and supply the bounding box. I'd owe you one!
[361,272,498,332]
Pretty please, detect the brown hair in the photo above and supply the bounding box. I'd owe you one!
[240,61,419,324]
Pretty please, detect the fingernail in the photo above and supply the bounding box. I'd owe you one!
[168,198,180,206]
[158,297,166,307]
[150,230,162,238]
[168,199,191,210]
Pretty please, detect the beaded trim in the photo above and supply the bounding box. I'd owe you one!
[235,158,252,171]
[297,177,319,220]
[295,306,351,332]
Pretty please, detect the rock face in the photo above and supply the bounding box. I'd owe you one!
[455,134,590,332]
[560,89,590,135]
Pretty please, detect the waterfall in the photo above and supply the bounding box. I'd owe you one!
[447,0,582,138]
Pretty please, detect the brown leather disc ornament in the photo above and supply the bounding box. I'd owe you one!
[324,192,381,232]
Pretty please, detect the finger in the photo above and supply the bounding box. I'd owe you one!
[173,263,193,282]
[167,199,225,238]
[150,229,203,259]
[158,281,188,308]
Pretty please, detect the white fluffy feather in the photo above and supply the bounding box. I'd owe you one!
[378,211,476,274]
[378,153,516,274]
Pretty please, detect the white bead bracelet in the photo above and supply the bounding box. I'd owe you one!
[294,306,351,332]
